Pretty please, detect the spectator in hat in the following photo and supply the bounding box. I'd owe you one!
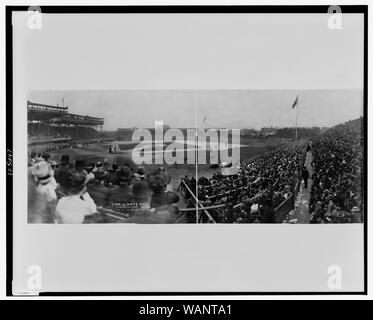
[106,163,119,187]
[28,173,47,223]
[28,151,37,167]
[302,165,310,188]
[74,159,87,175]
[41,153,56,177]
[85,162,95,183]
[103,159,110,171]
[54,154,72,193]
[158,166,172,191]
[31,160,58,223]
[87,168,112,207]
[91,161,102,174]
[131,180,152,210]
[120,181,180,224]
[42,153,51,163]
[55,172,97,224]
[133,166,146,182]
[148,170,168,208]
[108,166,133,213]
[112,163,119,171]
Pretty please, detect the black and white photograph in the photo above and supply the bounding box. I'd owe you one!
[6,5,367,295]
[27,89,364,224]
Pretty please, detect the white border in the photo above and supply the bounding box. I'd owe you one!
[0,0,371,300]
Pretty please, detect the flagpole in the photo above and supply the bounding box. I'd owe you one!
[194,90,199,224]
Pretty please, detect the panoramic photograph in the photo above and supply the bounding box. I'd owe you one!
[27,89,364,224]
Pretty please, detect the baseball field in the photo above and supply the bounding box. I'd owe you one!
[48,137,286,191]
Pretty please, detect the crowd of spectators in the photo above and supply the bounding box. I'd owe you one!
[28,153,181,224]
[182,142,306,223]
[28,142,76,155]
[28,123,101,140]
[28,139,109,155]
[309,119,363,223]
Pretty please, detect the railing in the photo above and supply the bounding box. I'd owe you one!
[273,194,294,223]
[178,179,217,223]
[178,178,266,223]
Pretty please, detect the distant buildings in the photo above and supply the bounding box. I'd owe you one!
[260,127,277,137]
[116,128,135,140]
[241,128,259,137]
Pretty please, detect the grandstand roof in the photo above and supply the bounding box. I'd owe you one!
[28,100,68,121]
[28,100,104,126]
[28,100,68,111]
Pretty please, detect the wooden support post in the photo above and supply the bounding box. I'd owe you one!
[181,179,216,223]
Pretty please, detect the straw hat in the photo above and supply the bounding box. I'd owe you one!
[33,160,52,184]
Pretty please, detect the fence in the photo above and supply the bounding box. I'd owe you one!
[178,178,266,223]
[178,179,218,223]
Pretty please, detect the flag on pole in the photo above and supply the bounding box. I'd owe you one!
[292,95,298,109]
[202,116,207,128]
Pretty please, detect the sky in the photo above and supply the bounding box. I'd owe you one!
[15,12,364,129]
[28,89,363,130]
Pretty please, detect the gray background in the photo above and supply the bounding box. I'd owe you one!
[12,12,364,293]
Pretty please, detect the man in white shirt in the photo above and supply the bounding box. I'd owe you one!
[55,172,97,223]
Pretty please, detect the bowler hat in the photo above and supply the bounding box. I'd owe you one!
[94,168,109,181]
[132,181,151,201]
[116,166,132,182]
[75,159,85,169]
[66,172,86,195]
[60,154,70,165]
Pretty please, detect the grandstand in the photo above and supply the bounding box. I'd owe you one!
[28,100,108,155]
[28,100,104,141]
